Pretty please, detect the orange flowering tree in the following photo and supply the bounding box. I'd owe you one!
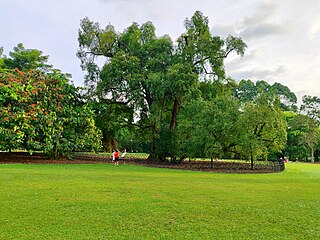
[0,69,102,158]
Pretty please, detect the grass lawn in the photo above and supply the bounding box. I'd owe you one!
[0,162,319,240]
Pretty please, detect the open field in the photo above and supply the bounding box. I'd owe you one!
[0,162,319,239]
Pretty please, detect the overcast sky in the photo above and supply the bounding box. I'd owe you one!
[1,0,319,102]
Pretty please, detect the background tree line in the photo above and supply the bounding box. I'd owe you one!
[77,11,320,163]
[0,11,319,162]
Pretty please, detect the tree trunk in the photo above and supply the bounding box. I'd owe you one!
[169,97,179,132]
[147,122,159,162]
[315,150,319,162]
[102,137,114,152]
[250,153,254,170]
[311,146,315,163]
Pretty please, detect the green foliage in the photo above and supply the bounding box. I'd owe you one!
[301,95,320,122]
[89,100,134,152]
[178,95,241,159]
[238,98,287,161]
[1,43,51,71]
[0,69,102,158]
[234,79,297,111]
[178,88,287,163]
[77,11,247,160]
[287,114,320,163]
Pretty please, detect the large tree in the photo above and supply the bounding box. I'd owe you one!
[77,11,246,160]
[0,68,102,158]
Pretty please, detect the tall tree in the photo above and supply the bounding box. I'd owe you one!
[77,11,246,160]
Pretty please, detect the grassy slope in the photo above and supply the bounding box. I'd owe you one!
[0,163,319,240]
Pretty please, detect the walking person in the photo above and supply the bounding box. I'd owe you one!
[112,149,115,163]
[114,149,119,166]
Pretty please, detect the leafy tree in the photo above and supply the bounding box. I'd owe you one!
[178,94,241,161]
[283,111,306,161]
[1,43,51,71]
[288,114,320,163]
[300,95,320,123]
[237,95,287,169]
[234,79,297,111]
[77,11,246,160]
[0,68,102,158]
[178,80,287,169]
[89,100,133,151]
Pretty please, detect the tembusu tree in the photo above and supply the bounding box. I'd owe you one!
[77,11,247,160]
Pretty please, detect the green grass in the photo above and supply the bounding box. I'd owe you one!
[0,163,319,240]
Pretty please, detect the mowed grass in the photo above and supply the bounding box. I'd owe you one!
[0,163,319,240]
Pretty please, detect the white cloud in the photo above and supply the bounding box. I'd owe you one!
[0,0,319,100]
[220,0,320,99]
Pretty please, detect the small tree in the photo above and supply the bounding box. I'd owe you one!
[178,93,241,161]
[238,96,287,169]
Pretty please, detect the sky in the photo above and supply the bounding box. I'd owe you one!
[1,0,320,103]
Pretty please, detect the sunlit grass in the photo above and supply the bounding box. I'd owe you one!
[0,163,319,239]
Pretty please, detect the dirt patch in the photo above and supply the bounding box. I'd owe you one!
[0,152,283,173]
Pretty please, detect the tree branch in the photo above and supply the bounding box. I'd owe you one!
[223,48,234,58]
[193,56,210,66]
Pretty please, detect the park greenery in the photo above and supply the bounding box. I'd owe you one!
[0,11,319,163]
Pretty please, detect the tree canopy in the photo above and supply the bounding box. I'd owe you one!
[1,43,51,71]
[0,45,102,158]
[1,11,318,164]
[77,11,248,160]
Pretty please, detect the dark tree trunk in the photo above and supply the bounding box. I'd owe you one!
[147,122,159,162]
[177,155,187,164]
[315,149,319,162]
[102,137,117,152]
[169,97,179,132]
[250,153,254,170]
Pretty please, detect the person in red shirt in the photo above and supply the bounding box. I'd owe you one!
[114,149,119,166]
